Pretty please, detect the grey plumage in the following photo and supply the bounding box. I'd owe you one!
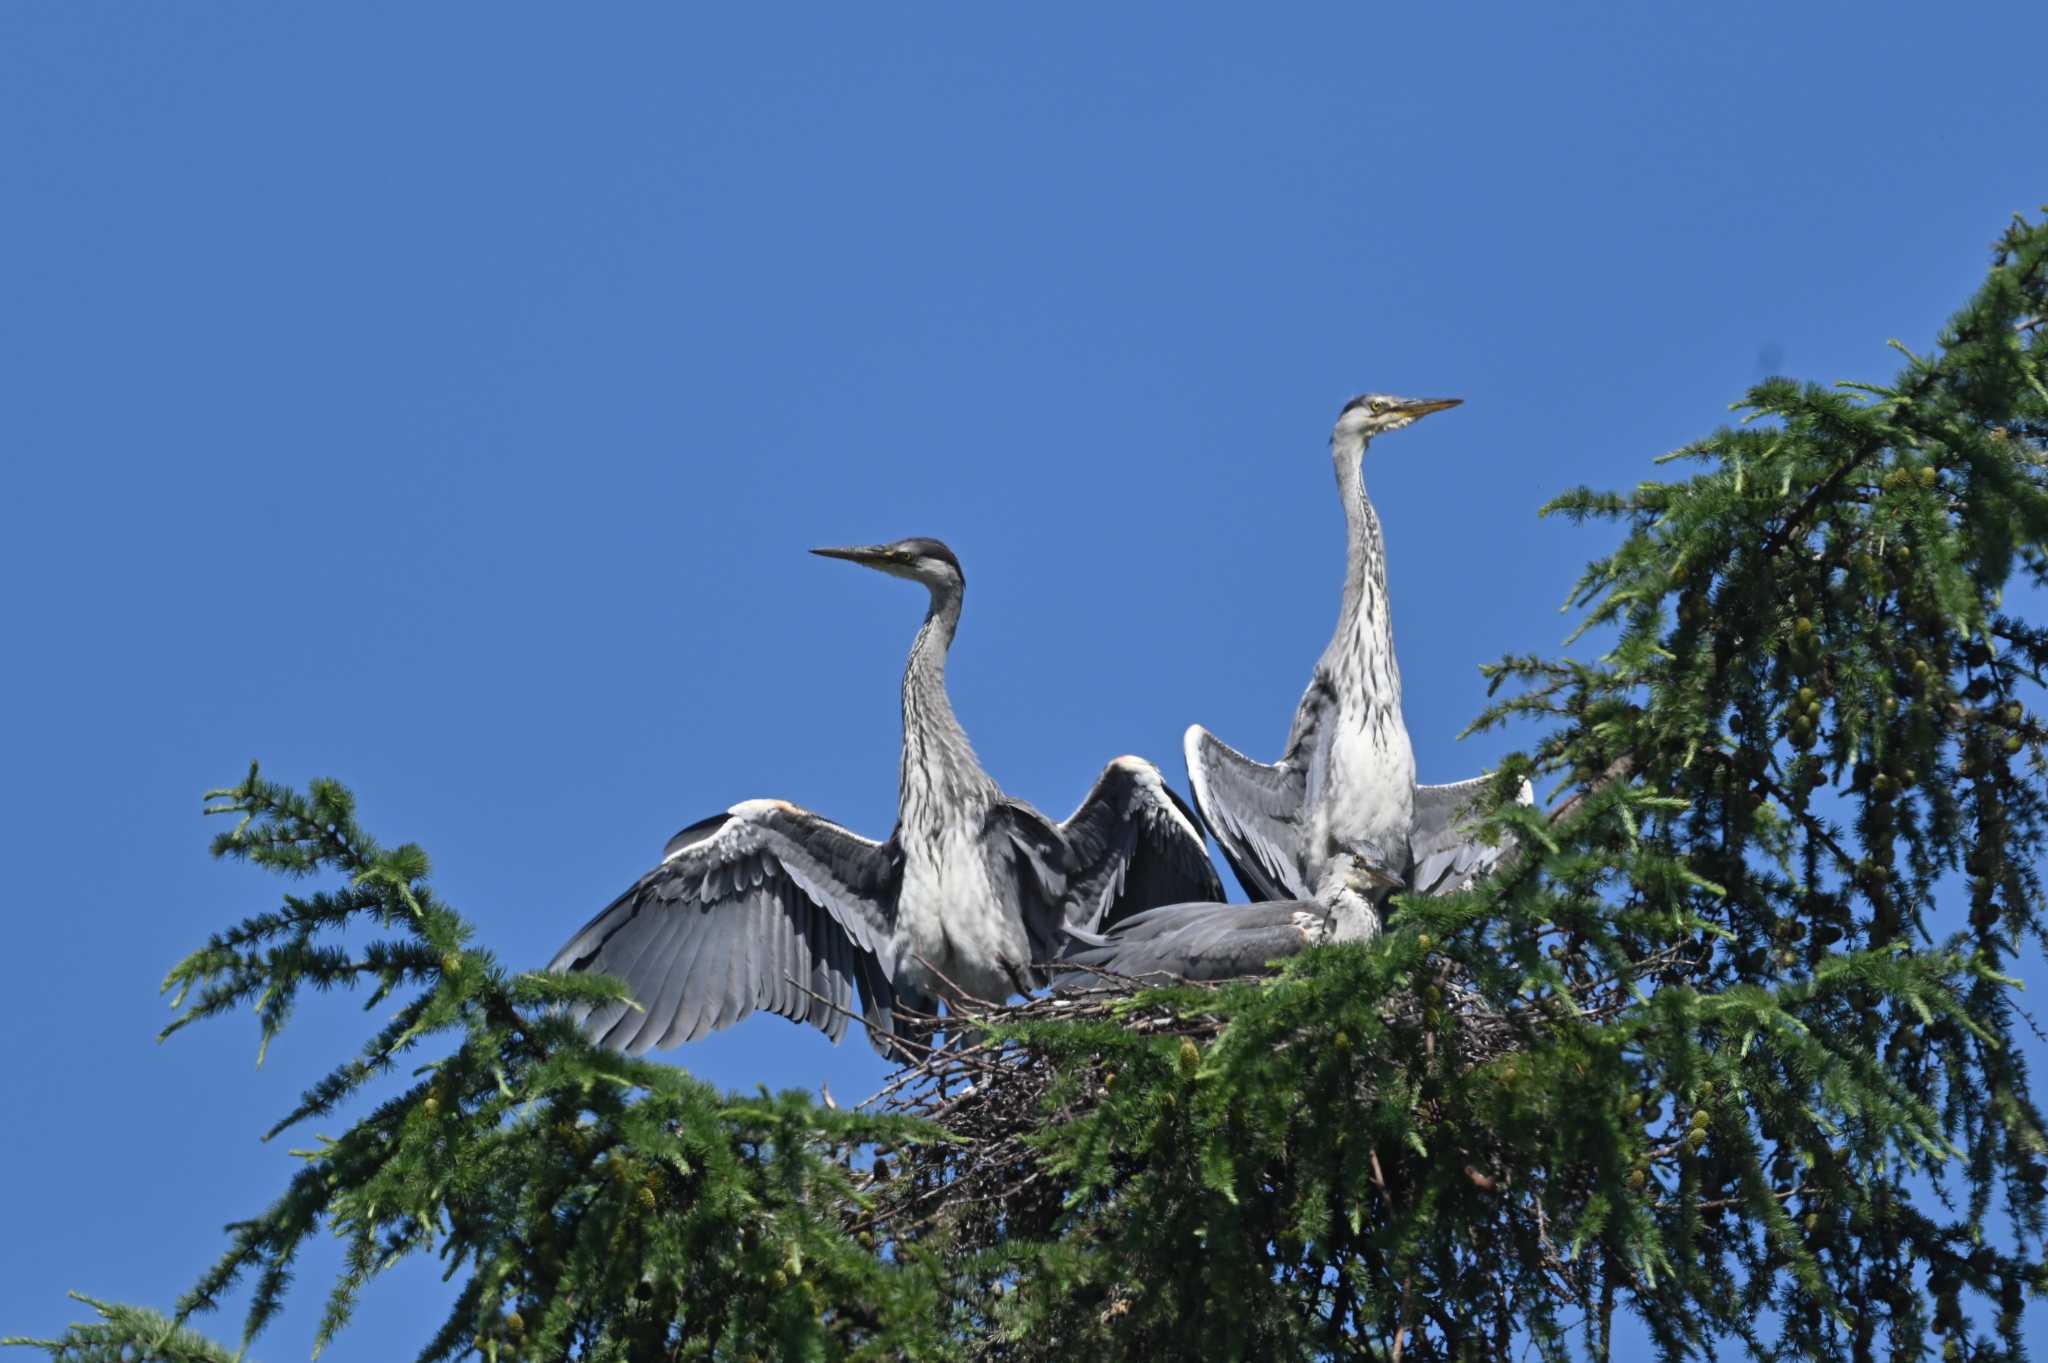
[550,537,1222,1056]
[1409,775,1525,895]
[1182,723,1316,901]
[1059,757,1220,933]
[551,804,904,1054]
[1054,852,1395,987]
[1184,395,1525,917]
[1056,900,1324,986]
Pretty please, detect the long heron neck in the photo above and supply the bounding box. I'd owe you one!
[1329,434,1404,722]
[898,587,994,834]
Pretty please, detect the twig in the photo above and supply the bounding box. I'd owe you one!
[906,953,1003,1011]
[1489,755,1637,881]
[1392,1274,1416,1363]
[780,974,944,1064]
[1546,756,1637,828]
[1763,447,1876,559]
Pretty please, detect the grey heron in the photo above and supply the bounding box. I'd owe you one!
[1184,395,1525,914]
[550,536,1223,1056]
[1054,852,1396,988]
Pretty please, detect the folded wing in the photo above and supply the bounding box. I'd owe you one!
[1054,900,1323,987]
[549,800,903,1055]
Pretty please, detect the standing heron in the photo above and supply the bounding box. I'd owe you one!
[1184,395,1525,915]
[550,536,1222,1056]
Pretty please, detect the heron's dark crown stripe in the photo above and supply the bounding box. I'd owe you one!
[895,536,962,577]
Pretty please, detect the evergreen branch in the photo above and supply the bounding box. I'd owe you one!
[3,1295,247,1363]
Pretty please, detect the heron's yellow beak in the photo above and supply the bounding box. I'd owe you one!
[1392,397,1462,419]
[811,544,898,567]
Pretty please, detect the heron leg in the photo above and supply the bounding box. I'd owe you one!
[884,987,943,1071]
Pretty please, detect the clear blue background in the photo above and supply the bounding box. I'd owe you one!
[3,4,2043,1357]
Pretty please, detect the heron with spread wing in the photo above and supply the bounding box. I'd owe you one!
[550,537,1221,1056]
[1184,395,1526,923]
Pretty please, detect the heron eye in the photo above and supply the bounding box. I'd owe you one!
[1369,400,1387,414]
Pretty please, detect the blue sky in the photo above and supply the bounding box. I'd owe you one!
[3,4,2043,1357]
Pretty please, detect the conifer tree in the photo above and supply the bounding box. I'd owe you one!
[11,212,2048,1362]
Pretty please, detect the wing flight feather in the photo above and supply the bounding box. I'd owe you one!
[549,802,903,1055]
[1182,726,1311,902]
[1059,757,1225,933]
[1408,775,1532,896]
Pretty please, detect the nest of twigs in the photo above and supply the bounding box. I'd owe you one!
[849,764,1667,1260]
[852,963,1530,1249]
[860,982,1230,1242]
[850,921,1701,1268]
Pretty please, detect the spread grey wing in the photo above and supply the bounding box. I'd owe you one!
[1053,900,1322,988]
[1183,725,1311,902]
[1059,756,1226,934]
[1408,775,1532,896]
[550,800,904,1055]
